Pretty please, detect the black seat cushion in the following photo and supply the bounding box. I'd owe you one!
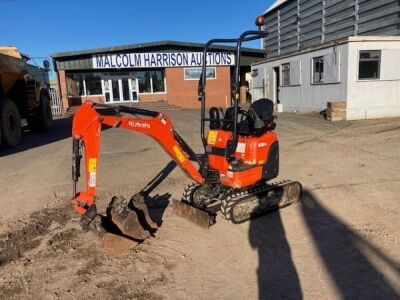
[249,98,274,122]
[221,100,275,136]
[221,107,235,130]
[222,107,252,135]
[238,119,251,136]
[248,99,275,135]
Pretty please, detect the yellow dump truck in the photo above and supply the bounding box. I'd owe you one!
[0,47,52,147]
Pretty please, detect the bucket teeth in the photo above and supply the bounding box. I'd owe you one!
[89,215,107,236]
[108,196,152,240]
[80,204,99,232]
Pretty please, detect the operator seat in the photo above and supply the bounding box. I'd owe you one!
[248,98,275,135]
[236,99,275,136]
[212,99,276,136]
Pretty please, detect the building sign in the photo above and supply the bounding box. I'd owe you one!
[93,52,235,69]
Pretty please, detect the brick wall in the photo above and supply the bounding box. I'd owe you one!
[81,95,105,104]
[165,66,231,109]
[139,93,167,102]
[57,71,69,110]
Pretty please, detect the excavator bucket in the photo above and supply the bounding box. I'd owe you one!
[89,215,139,257]
[107,196,152,240]
[87,195,158,256]
[173,199,216,229]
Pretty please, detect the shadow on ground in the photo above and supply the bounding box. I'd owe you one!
[138,160,177,227]
[249,189,400,299]
[0,117,72,157]
[249,207,302,299]
[0,257,6,267]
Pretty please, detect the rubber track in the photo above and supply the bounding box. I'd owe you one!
[220,180,300,223]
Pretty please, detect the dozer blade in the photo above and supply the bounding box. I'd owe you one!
[173,199,216,229]
[108,196,152,240]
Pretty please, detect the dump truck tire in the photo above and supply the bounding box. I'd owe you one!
[0,99,22,147]
[39,94,53,131]
[28,93,53,131]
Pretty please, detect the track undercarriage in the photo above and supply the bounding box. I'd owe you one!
[179,180,302,226]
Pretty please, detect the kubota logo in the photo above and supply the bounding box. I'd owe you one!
[128,121,151,129]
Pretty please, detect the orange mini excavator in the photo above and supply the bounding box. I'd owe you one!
[71,17,302,240]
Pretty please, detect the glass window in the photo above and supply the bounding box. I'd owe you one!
[111,78,120,101]
[134,70,165,93]
[281,63,290,86]
[66,73,102,96]
[312,57,324,83]
[137,71,152,93]
[359,50,381,80]
[151,70,165,93]
[84,73,102,95]
[66,73,84,96]
[184,67,216,80]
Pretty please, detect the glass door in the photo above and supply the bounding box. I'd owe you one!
[121,78,131,101]
[111,78,120,102]
[102,77,120,102]
[129,78,139,102]
[102,79,112,103]
[102,75,137,103]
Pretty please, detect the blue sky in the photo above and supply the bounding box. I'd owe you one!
[1,0,273,70]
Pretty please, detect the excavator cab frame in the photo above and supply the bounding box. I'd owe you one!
[198,30,269,168]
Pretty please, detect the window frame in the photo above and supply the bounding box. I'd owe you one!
[66,73,84,97]
[312,56,324,84]
[135,70,167,95]
[184,67,217,81]
[66,70,167,98]
[66,72,103,97]
[83,73,103,96]
[358,50,381,81]
[150,70,167,94]
[280,63,291,86]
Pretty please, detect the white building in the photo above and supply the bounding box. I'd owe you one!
[252,36,400,120]
[253,0,400,120]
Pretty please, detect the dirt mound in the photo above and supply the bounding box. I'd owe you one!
[0,204,74,264]
[0,202,171,299]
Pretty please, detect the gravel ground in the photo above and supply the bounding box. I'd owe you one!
[0,109,399,299]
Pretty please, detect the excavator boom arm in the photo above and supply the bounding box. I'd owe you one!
[71,101,204,215]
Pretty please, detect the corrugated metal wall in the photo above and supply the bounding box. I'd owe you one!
[55,57,93,71]
[263,0,400,57]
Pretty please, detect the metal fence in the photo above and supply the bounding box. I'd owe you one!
[49,88,63,116]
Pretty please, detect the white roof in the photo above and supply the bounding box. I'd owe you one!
[263,0,289,14]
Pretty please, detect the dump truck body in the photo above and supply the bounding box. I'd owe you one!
[0,50,27,95]
[0,46,52,147]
